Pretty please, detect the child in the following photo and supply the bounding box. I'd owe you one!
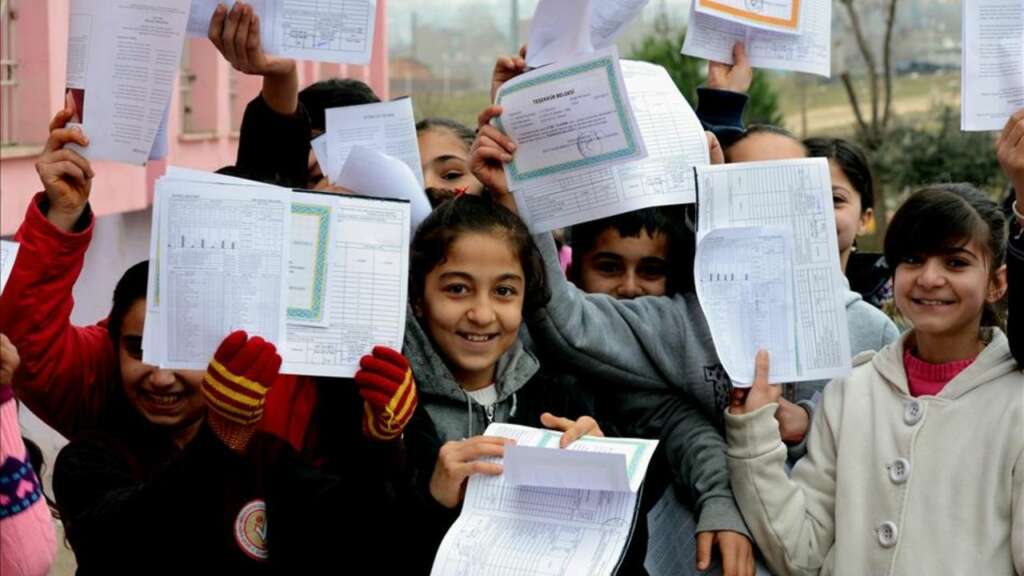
[416,118,483,205]
[567,207,689,298]
[996,108,1023,364]
[727,183,1021,575]
[398,195,644,572]
[0,334,56,576]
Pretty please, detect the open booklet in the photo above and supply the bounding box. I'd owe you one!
[431,423,659,576]
[694,158,852,386]
[961,0,1023,131]
[186,0,377,65]
[142,168,410,378]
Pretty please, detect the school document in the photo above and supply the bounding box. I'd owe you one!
[0,240,18,294]
[496,47,647,189]
[431,423,659,576]
[187,0,377,65]
[324,98,424,188]
[145,173,409,377]
[693,0,801,35]
[525,0,650,68]
[512,60,708,233]
[682,0,830,77]
[694,159,851,385]
[961,0,1024,131]
[65,0,190,165]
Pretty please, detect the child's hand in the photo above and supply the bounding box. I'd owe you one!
[353,346,418,441]
[696,530,754,576]
[490,46,528,104]
[540,413,603,448]
[775,398,810,445]
[470,105,517,212]
[36,109,93,232]
[996,108,1024,212]
[0,334,19,389]
[706,42,752,94]
[728,350,780,415]
[707,131,724,164]
[429,436,511,508]
[208,2,295,78]
[203,331,281,452]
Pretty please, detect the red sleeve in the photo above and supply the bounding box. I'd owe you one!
[0,193,113,437]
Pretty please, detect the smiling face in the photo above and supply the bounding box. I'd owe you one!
[894,238,1006,350]
[118,299,205,435]
[829,160,874,271]
[418,128,483,198]
[577,227,669,298]
[418,231,524,391]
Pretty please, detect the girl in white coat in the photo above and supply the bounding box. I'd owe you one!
[726,183,1022,576]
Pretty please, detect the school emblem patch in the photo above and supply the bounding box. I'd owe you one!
[234,499,268,561]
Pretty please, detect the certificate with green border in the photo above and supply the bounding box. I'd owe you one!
[495,47,644,184]
[288,203,331,323]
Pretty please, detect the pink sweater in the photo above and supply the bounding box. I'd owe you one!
[903,349,975,397]
[1,391,56,576]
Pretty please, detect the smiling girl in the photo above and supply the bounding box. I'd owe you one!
[727,183,1022,575]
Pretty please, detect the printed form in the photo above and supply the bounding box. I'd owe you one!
[188,0,377,65]
[0,240,18,293]
[695,159,851,385]
[282,192,410,378]
[157,181,291,370]
[65,0,190,165]
[694,0,802,35]
[324,98,424,188]
[682,0,831,77]
[961,0,1024,131]
[496,47,647,189]
[336,145,432,237]
[431,423,658,576]
[526,0,649,68]
[512,60,708,233]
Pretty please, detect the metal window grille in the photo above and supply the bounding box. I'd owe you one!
[180,41,197,133]
[1,0,18,146]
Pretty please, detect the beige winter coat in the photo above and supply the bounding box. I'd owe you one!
[725,328,1024,576]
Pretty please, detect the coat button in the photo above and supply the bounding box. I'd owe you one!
[877,521,899,548]
[903,400,923,426]
[887,458,910,484]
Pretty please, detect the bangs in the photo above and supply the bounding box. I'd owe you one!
[884,187,989,269]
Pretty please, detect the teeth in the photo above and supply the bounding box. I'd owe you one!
[463,334,492,342]
[916,299,951,306]
[147,393,182,405]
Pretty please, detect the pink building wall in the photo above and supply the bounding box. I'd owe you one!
[0,0,390,235]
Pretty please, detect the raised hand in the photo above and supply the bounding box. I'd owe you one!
[469,105,517,212]
[353,346,418,441]
[203,330,281,452]
[707,42,753,94]
[36,108,94,232]
[728,350,780,415]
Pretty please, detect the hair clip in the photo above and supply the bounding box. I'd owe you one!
[453,187,468,198]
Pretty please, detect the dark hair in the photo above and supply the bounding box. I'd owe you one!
[298,79,380,132]
[108,260,150,348]
[885,183,1007,327]
[410,195,549,316]
[804,137,875,212]
[725,124,803,159]
[567,207,689,293]
[416,117,475,150]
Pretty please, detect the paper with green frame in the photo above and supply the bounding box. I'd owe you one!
[495,46,647,187]
[288,202,332,326]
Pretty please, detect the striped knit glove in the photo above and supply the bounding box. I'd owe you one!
[203,331,281,453]
[354,347,418,441]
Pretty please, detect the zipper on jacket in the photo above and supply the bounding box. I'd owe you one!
[484,404,495,424]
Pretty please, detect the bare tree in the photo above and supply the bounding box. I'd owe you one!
[838,0,899,150]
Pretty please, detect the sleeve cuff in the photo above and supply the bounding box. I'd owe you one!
[18,193,94,255]
[724,402,784,459]
[696,87,749,146]
[695,494,751,538]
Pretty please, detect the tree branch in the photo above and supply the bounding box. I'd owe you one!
[881,0,898,127]
[841,72,871,143]
[840,0,880,137]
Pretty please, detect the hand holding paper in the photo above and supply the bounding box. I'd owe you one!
[37,109,94,232]
[429,436,511,509]
[539,412,603,448]
[207,2,296,78]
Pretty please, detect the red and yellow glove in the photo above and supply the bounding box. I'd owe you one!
[203,331,281,452]
[354,346,418,441]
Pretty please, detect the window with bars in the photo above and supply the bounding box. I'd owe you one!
[179,41,198,133]
[1,0,18,146]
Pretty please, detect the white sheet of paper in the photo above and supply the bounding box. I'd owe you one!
[693,0,801,35]
[281,192,410,377]
[157,180,291,370]
[525,0,594,69]
[695,158,851,385]
[0,240,19,294]
[682,0,830,77]
[187,0,376,65]
[310,133,330,182]
[496,47,647,188]
[591,0,651,49]
[325,98,424,188]
[142,190,164,367]
[65,0,190,165]
[512,60,708,233]
[335,145,431,236]
[961,0,1024,131]
[430,422,656,576]
[695,226,798,384]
